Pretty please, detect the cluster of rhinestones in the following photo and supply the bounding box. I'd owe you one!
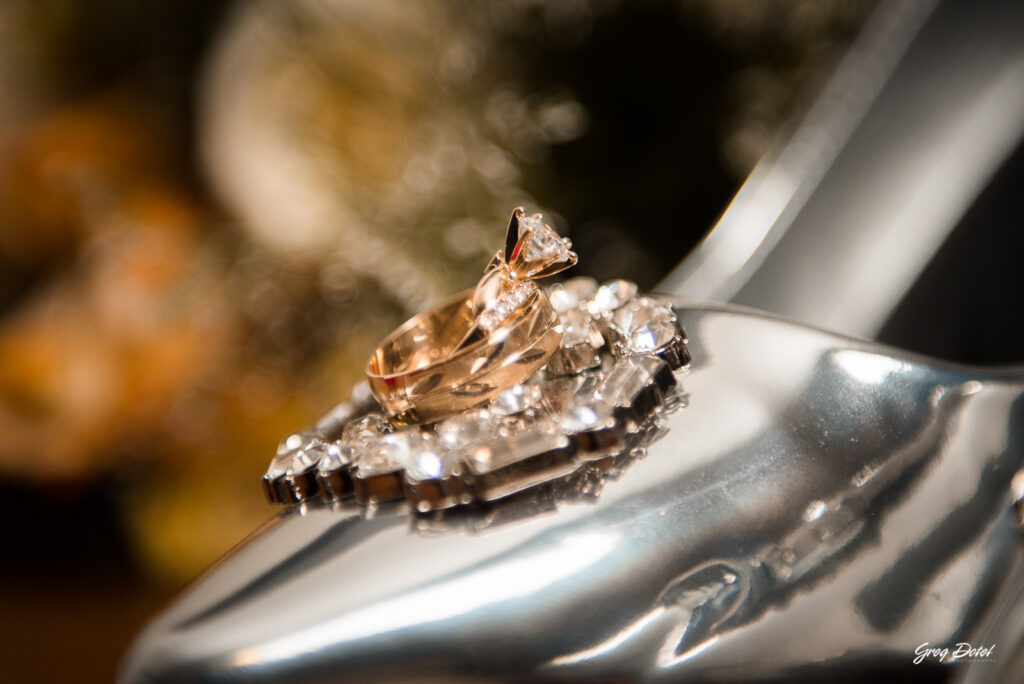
[263,278,689,513]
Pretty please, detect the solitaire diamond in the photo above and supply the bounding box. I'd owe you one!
[520,215,571,265]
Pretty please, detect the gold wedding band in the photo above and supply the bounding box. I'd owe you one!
[367,287,560,424]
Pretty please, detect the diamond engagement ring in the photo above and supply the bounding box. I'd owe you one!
[367,208,576,425]
[263,208,691,513]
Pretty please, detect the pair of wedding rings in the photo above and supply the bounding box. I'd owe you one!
[263,208,691,511]
[367,208,577,425]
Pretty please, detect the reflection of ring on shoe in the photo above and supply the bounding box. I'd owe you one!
[366,208,577,425]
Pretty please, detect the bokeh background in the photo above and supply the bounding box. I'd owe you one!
[0,1,875,681]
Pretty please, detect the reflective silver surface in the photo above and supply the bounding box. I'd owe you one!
[663,0,1024,340]
[121,303,1024,682]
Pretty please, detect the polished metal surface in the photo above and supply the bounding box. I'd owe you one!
[120,302,1024,682]
[662,0,1024,340]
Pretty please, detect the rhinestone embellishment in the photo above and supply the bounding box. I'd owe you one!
[262,278,690,513]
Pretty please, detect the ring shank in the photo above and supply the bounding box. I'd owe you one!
[367,289,561,424]
[369,292,474,377]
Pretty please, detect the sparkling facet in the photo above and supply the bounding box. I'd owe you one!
[520,215,570,264]
[268,430,322,477]
[477,281,536,331]
[360,430,455,481]
[549,276,598,313]
[597,355,665,405]
[278,431,308,456]
[560,309,602,348]
[567,370,604,404]
[560,399,614,432]
[587,279,638,314]
[478,310,501,331]
[342,413,389,447]
[354,449,402,476]
[509,282,533,305]
[629,320,677,352]
[612,296,672,329]
[611,297,678,353]
[287,438,328,475]
[490,383,544,416]
[266,448,294,479]
[436,409,497,448]
[318,440,354,473]
[356,430,411,476]
[404,437,457,481]
[466,421,564,474]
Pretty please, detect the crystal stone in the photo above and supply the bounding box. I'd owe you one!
[560,399,615,433]
[356,431,411,476]
[572,370,605,401]
[436,409,497,448]
[560,309,602,348]
[268,430,323,478]
[597,355,667,407]
[466,421,566,475]
[587,279,638,314]
[286,438,328,475]
[353,448,402,477]
[490,383,544,416]
[549,276,598,313]
[612,297,679,353]
[318,440,354,473]
[342,413,389,447]
[265,449,294,480]
[629,321,678,352]
[404,442,457,482]
[364,430,455,481]
[520,215,571,265]
[277,431,306,456]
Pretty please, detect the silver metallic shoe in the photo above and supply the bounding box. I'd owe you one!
[119,300,1024,682]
